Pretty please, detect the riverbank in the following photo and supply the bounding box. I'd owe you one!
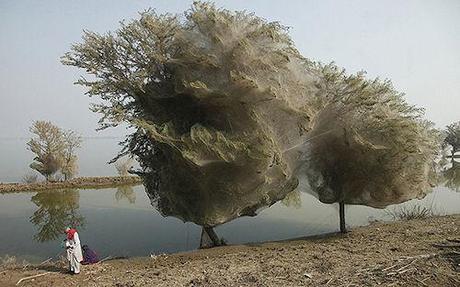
[1,214,458,286]
[0,176,142,193]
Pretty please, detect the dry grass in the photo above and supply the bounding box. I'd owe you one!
[2,215,459,287]
[0,255,29,271]
[386,204,439,221]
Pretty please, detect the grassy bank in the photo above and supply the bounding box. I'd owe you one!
[0,176,142,193]
[1,214,459,286]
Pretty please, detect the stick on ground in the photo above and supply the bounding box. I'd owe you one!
[16,272,52,285]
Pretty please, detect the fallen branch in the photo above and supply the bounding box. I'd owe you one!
[39,258,52,265]
[399,253,437,260]
[97,256,113,264]
[395,259,417,272]
[415,278,429,286]
[16,272,51,285]
[433,243,460,248]
[381,264,397,272]
[398,267,416,274]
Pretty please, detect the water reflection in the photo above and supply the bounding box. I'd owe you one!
[0,183,458,263]
[115,185,136,204]
[443,160,459,192]
[30,189,85,242]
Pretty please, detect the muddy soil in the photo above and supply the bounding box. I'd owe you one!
[1,215,459,287]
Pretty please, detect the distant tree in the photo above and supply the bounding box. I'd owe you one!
[444,161,460,192]
[444,121,460,157]
[27,121,82,181]
[27,121,65,181]
[114,157,134,176]
[281,190,302,209]
[22,172,39,184]
[61,130,83,180]
[115,185,136,204]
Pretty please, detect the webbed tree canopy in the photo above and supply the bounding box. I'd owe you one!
[305,65,440,208]
[62,2,440,226]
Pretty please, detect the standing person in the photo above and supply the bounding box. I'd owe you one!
[64,227,83,274]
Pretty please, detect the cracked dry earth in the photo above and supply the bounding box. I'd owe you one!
[1,215,459,287]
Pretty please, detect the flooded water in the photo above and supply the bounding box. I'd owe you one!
[1,138,459,262]
[0,183,459,263]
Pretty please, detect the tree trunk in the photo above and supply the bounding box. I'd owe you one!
[199,226,224,248]
[339,201,347,233]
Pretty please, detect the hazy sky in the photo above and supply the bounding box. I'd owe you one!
[1,0,459,138]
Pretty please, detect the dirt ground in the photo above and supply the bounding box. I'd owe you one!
[1,215,459,287]
[0,176,142,193]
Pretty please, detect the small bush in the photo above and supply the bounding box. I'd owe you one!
[0,255,28,270]
[0,255,16,266]
[386,204,438,221]
[22,173,39,184]
[114,158,134,176]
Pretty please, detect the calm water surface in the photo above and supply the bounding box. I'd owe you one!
[0,184,459,263]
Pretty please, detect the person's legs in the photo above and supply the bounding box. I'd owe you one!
[68,257,74,273]
[72,256,80,274]
[69,256,79,274]
[67,249,74,273]
[73,262,80,274]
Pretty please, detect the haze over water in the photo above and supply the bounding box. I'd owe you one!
[0,137,121,183]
